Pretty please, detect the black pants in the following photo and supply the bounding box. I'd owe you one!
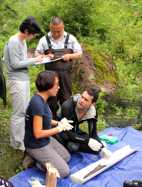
[55,131,100,154]
[48,70,72,119]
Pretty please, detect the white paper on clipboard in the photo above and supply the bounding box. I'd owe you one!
[35,57,62,65]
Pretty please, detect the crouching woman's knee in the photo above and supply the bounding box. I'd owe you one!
[64,151,71,162]
[60,164,70,178]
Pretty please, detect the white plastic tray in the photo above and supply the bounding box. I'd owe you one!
[70,145,137,184]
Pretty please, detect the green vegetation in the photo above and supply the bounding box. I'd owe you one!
[0,66,43,178]
[1,0,142,178]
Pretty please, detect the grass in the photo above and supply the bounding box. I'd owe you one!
[0,65,44,178]
[0,100,24,178]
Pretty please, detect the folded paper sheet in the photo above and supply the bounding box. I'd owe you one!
[70,145,136,184]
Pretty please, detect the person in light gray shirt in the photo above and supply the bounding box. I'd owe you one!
[4,16,43,151]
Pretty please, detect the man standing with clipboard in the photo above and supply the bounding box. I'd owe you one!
[35,16,82,118]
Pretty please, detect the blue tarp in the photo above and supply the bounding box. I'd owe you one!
[10,127,142,187]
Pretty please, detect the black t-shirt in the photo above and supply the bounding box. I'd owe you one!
[24,94,52,149]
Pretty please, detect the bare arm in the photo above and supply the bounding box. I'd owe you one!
[33,115,59,139]
[35,50,43,56]
[45,163,59,187]
[63,52,82,61]
[51,119,58,126]
[6,41,43,69]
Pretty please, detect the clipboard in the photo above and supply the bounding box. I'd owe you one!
[35,57,62,65]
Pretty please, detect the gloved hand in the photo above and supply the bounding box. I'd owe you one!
[100,147,112,159]
[101,140,107,148]
[45,163,60,178]
[56,118,73,132]
[88,138,103,152]
[31,180,44,187]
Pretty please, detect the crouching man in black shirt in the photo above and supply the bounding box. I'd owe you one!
[56,87,112,159]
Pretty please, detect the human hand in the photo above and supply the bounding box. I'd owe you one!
[67,120,74,123]
[47,53,54,59]
[34,55,44,63]
[31,179,44,187]
[88,138,103,152]
[45,163,59,187]
[62,54,72,61]
[101,140,107,148]
[56,117,73,132]
[45,163,60,178]
[100,147,112,159]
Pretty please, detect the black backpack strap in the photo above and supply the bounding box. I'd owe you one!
[0,59,6,106]
[45,35,52,49]
[64,33,70,48]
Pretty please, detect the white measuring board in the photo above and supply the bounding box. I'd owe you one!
[70,145,137,184]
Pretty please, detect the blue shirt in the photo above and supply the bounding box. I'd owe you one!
[24,94,52,149]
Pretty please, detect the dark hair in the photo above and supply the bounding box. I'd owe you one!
[36,71,58,92]
[19,16,41,34]
[50,16,64,25]
[86,87,101,103]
